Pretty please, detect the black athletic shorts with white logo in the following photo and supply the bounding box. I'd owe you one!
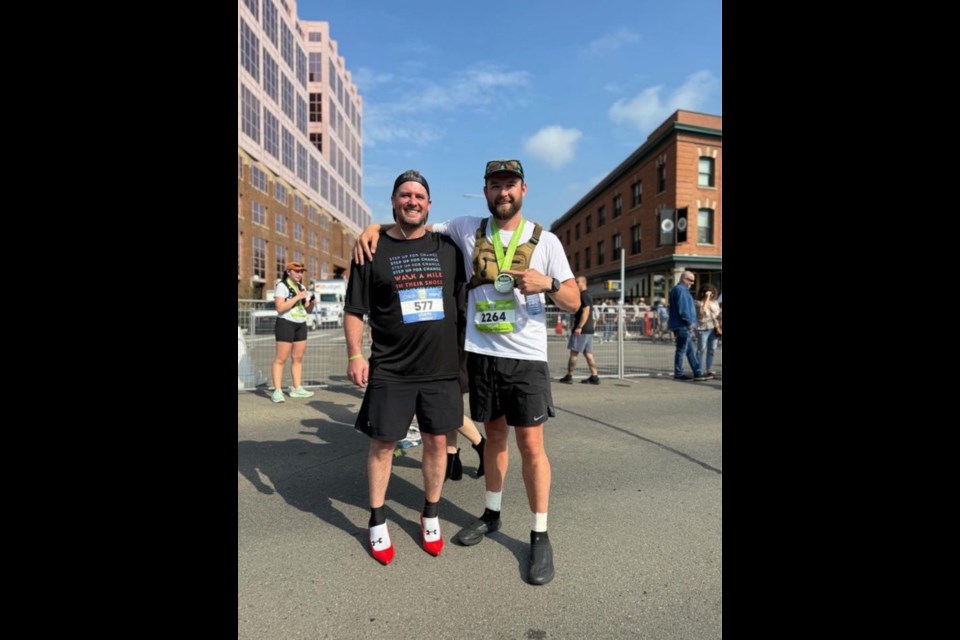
[467,353,555,426]
[355,378,463,442]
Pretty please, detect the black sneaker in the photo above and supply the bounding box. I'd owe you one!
[673,374,693,380]
[694,372,712,381]
[558,374,573,384]
[452,509,501,546]
[527,532,555,585]
[581,375,600,385]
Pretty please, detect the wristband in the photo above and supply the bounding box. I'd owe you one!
[348,354,364,361]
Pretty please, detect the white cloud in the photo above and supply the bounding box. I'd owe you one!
[362,65,532,147]
[583,28,641,56]
[523,126,583,169]
[351,67,394,93]
[608,70,720,132]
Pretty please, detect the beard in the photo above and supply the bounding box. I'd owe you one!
[487,194,523,221]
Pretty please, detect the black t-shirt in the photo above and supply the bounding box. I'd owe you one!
[345,232,465,381]
[571,290,595,335]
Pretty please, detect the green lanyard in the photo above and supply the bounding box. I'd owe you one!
[286,278,305,312]
[490,217,525,275]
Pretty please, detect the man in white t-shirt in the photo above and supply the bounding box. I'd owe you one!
[354,159,579,585]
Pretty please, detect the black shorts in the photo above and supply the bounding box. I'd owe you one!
[467,353,555,426]
[355,378,463,442]
[275,317,307,343]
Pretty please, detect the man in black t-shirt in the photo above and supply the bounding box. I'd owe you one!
[344,170,466,566]
[558,276,600,384]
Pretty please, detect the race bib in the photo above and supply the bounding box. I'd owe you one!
[400,287,445,323]
[474,299,516,333]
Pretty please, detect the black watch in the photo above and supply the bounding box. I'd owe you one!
[549,277,560,293]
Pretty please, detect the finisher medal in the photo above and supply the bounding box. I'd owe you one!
[494,273,515,293]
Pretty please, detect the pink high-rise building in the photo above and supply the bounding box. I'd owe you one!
[237,0,368,299]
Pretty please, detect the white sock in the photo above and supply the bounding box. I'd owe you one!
[531,512,548,532]
[421,516,441,542]
[369,523,392,551]
[485,491,503,512]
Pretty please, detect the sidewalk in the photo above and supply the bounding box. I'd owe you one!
[238,376,722,639]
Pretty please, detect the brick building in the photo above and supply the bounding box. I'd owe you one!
[551,110,721,303]
[237,0,369,299]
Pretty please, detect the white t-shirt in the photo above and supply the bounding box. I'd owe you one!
[433,216,575,361]
[275,280,308,323]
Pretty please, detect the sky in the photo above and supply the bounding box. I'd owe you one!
[294,0,722,227]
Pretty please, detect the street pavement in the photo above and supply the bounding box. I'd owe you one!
[238,374,722,639]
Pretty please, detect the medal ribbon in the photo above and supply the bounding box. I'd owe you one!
[490,216,525,276]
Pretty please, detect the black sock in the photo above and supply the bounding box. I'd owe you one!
[369,505,386,528]
[423,500,439,518]
[531,530,549,543]
[481,507,500,522]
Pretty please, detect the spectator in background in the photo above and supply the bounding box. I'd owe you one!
[271,261,316,403]
[696,284,721,377]
[668,271,710,381]
[558,276,600,384]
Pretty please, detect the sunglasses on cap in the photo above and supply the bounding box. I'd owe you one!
[484,159,524,179]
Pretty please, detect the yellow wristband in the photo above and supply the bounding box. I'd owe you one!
[348,354,364,361]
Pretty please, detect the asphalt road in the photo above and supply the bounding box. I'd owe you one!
[238,375,722,639]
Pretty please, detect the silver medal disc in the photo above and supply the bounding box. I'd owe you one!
[494,273,515,293]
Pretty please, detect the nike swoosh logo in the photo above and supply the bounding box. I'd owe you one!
[533,414,545,422]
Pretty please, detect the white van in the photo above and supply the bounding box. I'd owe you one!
[312,280,347,328]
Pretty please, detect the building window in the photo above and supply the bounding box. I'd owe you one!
[240,20,259,81]
[307,205,317,223]
[281,21,294,69]
[282,128,294,171]
[585,247,592,268]
[253,237,266,278]
[598,205,605,226]
[293,250,303,266]
[297,143,307,181]
[292,195,302,214]
[630,224,641,255]
[275,246,287,280]
[574,252,580,271]
[308,52,322,82]
[657,164,666,192]
[322,238,329,253]
[321,262,329,280]
[297,97,308,136]
[698,208,714,243]
[310,93,323,122]
[263,52,278,103]
[295,46,307,89]
[612,232,621,253]
[310,132,323,153]
[309,257,318,278]
[613,195,622,218]
[262,0,277,46]
[699,157,715,187]
[263,109,278,158]
[275,213,287,235]
[238,155,243,179]
[252,201,266,226]
[585,214,592,233]
[575,223,580,240]
[597,240,605,265]
[320,215,329,230]
[309,230,317,248]
[631,181,642,207]
[566,229,571,245]
[251,166,267,193]
[309,156,319,192]
[274,181,287,205]
[281,75,294,120]
[240,84,260,143]
[308,32,322,42]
